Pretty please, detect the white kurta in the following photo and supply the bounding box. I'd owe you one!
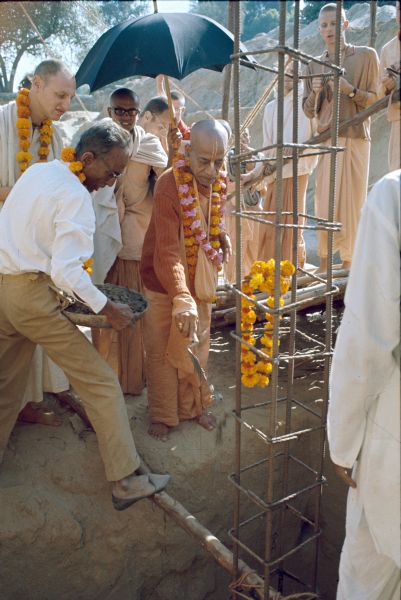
[378,36,401,171]
[328,170,401,599]
[262,87,317,183]
[0,100,68,403]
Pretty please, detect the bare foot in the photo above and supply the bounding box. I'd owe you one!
[197,411,216,431]
[18,402,63,427]
[148,422,170,442]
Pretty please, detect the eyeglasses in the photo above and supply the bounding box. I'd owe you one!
[98,155,123,179]
[110,107,140,117]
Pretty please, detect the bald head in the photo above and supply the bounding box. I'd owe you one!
[188,120,228,187]
[29,59,75,123]
[190,119,229,150]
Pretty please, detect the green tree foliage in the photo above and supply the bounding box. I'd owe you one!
[301,1,395,24]
[0,2,88,92]
[97,0,149,28]
[0,0,149,93]
[189,0,283,40]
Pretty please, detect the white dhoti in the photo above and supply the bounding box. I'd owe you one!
[0,100,69,406]
[337,506,400,600]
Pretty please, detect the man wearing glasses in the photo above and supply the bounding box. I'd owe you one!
[107,88,141,135]
[94,90,168,396]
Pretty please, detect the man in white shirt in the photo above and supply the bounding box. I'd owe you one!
[0,120,170,510]
[328,170,400,599]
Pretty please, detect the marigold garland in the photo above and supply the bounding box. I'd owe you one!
[241,259,295,389]
[60,146,86,183]
[60,147,91,274]
[82,257,94,276]
[15,87,54,174]
[172,150,227,285]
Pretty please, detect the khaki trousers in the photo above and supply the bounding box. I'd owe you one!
[0,272,140,481]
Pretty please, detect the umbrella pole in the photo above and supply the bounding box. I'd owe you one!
[163,75,177,129]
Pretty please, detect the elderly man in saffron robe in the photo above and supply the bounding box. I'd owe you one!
[140,120,231,441]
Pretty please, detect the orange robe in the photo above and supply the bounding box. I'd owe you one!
[140,169,213,426]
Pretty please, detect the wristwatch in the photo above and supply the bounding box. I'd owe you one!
[348,87,357,98]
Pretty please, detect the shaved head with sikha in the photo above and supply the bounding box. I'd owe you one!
[188,120,229,187]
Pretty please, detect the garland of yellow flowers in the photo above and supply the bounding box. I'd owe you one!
[60,146,86,184]
[241,259,295,388]
[60,147,91,276]
[15,87,53,174]
[172,150,227,285]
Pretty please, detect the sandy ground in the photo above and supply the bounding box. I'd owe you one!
[0,305,347,600]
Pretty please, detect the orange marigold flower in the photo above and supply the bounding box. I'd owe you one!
[266,296,284,308]
[249,273,264,290]
[260,334,273,348]
[210,241,220,249]
[17,106,30,118]
[38,147,50,157]
[78,173,86,183]
[16,151,32,162]
[69,161,84,173]
[241,362,258,375]
[40,134,52,145]
[17,128,30,138]
[258,375,270,388]
[61,147,76,162]
[280,260,295,277]
[256,361,272,375]
[16,118,30,129]
[241,373,259,388]
[19,139,30,151]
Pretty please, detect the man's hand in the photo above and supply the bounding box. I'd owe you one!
[167,126,182,153]
[312,76,324,94]
[0,186,12,203]
[382,75,396,94]
[175,311,197,341]
[100,300,134,331]
[219,231,232,264]
[327,76,354,95]
[333,462,356,488]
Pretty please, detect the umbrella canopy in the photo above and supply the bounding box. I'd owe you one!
[76,12,254,92]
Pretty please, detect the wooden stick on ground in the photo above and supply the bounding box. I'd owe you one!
[137,461,278,600]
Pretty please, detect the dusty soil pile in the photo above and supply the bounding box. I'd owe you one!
[0,311,347,600]
[65,284,148,315]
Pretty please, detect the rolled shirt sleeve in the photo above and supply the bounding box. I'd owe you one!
[51,188,107,314]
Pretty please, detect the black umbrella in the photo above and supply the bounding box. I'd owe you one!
[75,12,255,92]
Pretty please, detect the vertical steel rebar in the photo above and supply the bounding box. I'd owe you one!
[263,3,286,597]
[370,0,377,49]
[312,0,343,591]
[279,1,301,592]
[232,0,242,594]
